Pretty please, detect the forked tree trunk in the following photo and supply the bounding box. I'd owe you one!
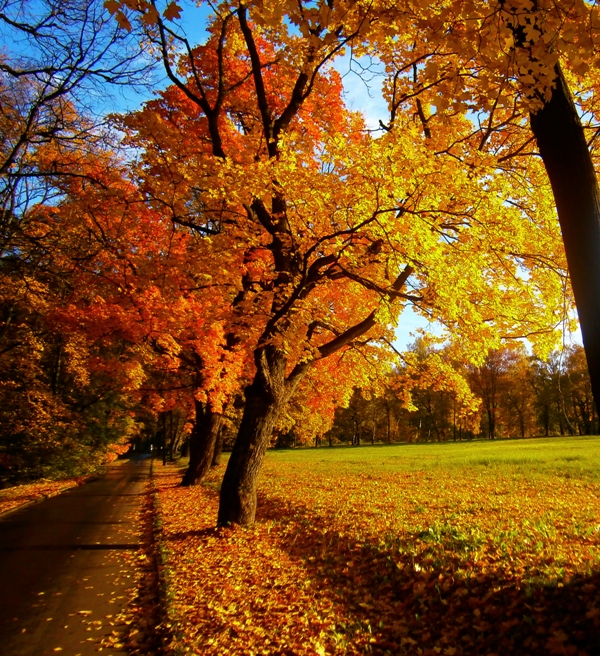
[181,399,224,486]
[530,64,600,414]
[217,267,414,526]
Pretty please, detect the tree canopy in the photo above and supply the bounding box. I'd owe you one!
[1,0,596,528]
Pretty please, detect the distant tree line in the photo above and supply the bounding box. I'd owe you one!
[322,344,596,446]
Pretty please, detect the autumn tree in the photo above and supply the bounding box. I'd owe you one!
[51,136,249,486]
[0,160,146,484]
[468,350,513,440]
[561,346,598,435]
[105,1,571,526]
[0,0,161,481]
[0,0,149,256]
[367,0,600,414]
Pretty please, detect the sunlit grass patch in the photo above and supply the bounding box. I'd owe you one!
[154,436,600,655]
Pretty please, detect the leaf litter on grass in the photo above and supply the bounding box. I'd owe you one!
[153,453,600,655]
[0,476,90,514]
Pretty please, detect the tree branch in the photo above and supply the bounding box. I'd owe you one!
[316,264,414,359]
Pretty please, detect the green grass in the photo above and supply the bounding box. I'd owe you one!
[266,435,600,480]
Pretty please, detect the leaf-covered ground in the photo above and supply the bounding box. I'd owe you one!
[0,475,90,515]
[154,438,600,655]
[100,476,167,655]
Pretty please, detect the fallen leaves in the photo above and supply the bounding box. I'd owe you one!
[152,457,600,655]
[0,476,89,515]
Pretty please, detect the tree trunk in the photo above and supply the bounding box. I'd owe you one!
[181,399,224,486]
[386,401,391,443]
[519,411,525,439]
[161,413,167,466]
[487,406,495,440]
[211,423,224,467]
[371,404,376,445]
[216,265,414,526]
[217,377,283,526]
[452,394,457,442]
[530,64,600,414]
[180,437,189,457]
[218,347,306,526]
[543,405,550,437]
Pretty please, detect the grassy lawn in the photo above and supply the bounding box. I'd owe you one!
[153,436,600,655]
[267,435,600,477]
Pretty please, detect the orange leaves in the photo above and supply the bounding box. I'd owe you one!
[103,0,120,13]
[0,475,88,515]
[163,1,182,21]
[153,445,600,654]
[104,0,182,30]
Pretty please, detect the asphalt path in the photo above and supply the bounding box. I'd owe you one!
[0,456,152,656]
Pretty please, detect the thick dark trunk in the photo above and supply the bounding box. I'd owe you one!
[217,377,284,526]
[161,413,167,466]
[181,399,224,486]
[519,413,525,439]
[371,408,376,444]
[487,407,495,440]
[386,402,392,443]
[218,347,306,526]
[530,64,600,414]
[216,265,413,526]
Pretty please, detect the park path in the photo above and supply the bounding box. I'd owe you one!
[0,456,152,656]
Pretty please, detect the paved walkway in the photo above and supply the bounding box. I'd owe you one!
[0,457,152,656]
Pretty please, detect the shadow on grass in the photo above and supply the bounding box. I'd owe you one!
[256,493,600,656]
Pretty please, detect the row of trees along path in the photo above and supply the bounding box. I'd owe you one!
[3,0,600,526]
[106,0,600,525]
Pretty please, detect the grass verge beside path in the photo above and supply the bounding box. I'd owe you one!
[0,475,90,515]
[0,458,136,516]
[153,436,600,655]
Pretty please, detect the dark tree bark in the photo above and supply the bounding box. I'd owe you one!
[181,399,224,486]
[211,423,225,467]
[371,404,376,444]
[386,399,392,443]
[530,64,600,415]
[487,408,496,440]
[218,266,413,526]
[218,346,304,526]
[161,413,167,466]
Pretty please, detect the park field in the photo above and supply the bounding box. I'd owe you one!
[153,437,600,655]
